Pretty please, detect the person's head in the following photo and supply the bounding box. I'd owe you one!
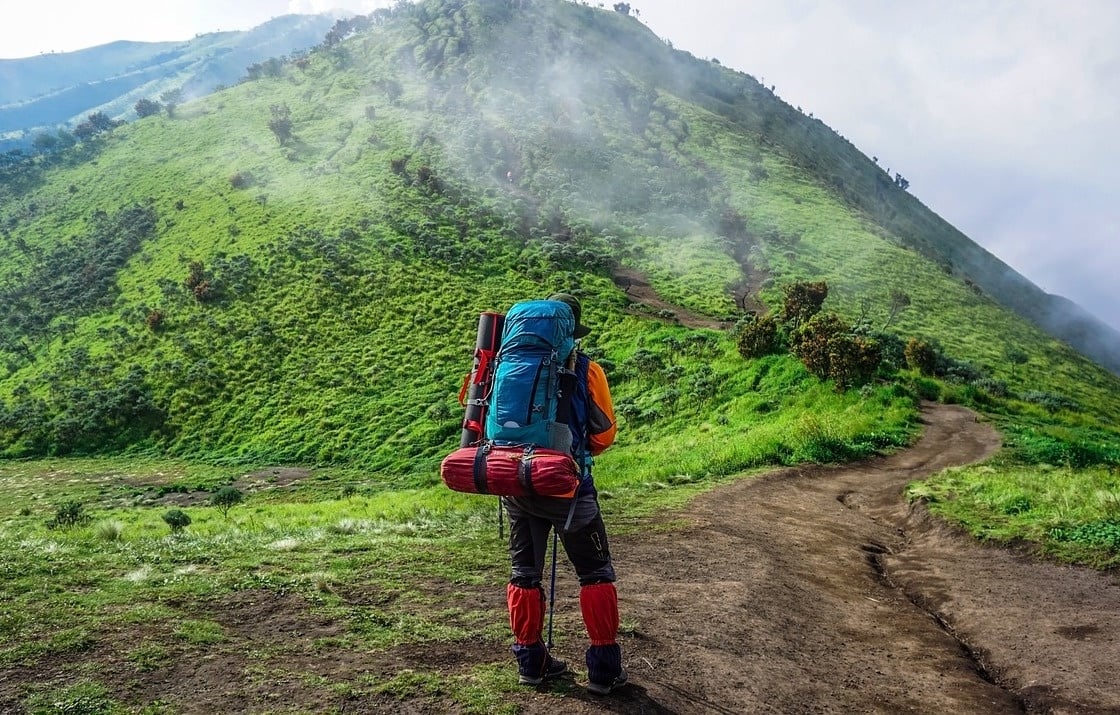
[548,293,591,338]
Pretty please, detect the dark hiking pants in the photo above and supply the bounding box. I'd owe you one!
[503,491,616,587]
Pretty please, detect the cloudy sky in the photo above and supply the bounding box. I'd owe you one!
[2,0,1117,331]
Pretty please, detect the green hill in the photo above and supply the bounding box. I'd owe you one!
[0,0,1117,541]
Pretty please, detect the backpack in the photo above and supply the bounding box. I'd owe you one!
[484,300,576,450]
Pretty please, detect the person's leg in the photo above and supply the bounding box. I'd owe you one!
[504,498,566,684]
[557,503,626,694]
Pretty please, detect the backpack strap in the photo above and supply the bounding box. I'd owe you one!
[516,446,538,497]
[472,442,492,494]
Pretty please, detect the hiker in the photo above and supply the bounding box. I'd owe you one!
[503,293,627,695]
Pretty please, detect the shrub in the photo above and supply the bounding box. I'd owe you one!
[162,509,191,533]
[942,359,985,384]
[860,329,905,372]
[146,310,165,332]
[904,338,937,375]
[211,486,244,517]
[135,98,162,118]
[229,171,255,189]
[735,314,782,359]
[47,501,91,530]
[781,281,828,328]
[790,313,880,389]
[905,375,941,402]
[1020,390,1081,414]
[834,334,881,388]
[972,377,1009,398]
[96,520,125,541]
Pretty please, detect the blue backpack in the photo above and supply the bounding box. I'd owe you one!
[485,300,576,449]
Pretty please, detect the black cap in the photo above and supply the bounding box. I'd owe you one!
[548,293,591,338]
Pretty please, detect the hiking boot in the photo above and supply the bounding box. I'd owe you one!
[586,666,628,696]
[518,656,568,686]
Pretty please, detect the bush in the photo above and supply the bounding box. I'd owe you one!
[781,281,828,328]
[972,377,1009,398]
[905,375,941,402]
[790,313,880,389]
[146,309,165,332]
[47,501,91,530]
[735,314,782,359]
[135,98,162,118]
[942,359,985,384]
[162,509,191,533]
[1020,390,1081,414]
[904,338,937,375]
[864,330,905,372]
[229,171,255,189]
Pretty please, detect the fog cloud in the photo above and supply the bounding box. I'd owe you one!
[635,0,1120,331]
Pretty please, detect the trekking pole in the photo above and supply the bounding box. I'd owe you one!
[546,530,559,649]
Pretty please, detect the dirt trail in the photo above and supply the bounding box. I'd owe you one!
[523,404,1120,714]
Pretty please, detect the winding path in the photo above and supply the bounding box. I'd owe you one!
[523,405,1120,714]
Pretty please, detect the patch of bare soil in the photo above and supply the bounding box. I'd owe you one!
[611,267,729,331]
[0,589,500,715]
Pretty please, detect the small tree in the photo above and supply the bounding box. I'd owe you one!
[73,112,118,141]
[211,486,244,518]
[31,132,60,154]
[883,289,911,329]
[135,98,162,118]
[162,509,191,533]
[382,78,403,103]
[47,501,91,530]
[790,313,881,390]
[268,103,293,144]
[1005,346,1029,378]
[160,88,184,117]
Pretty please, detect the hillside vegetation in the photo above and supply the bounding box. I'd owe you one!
[1,1,1119,710]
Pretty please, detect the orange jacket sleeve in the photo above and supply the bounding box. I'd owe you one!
[586,359,616,456]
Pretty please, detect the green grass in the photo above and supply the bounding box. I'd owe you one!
[910,463,1120,568]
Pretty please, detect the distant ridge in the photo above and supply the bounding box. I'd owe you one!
[0,14,343,145]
